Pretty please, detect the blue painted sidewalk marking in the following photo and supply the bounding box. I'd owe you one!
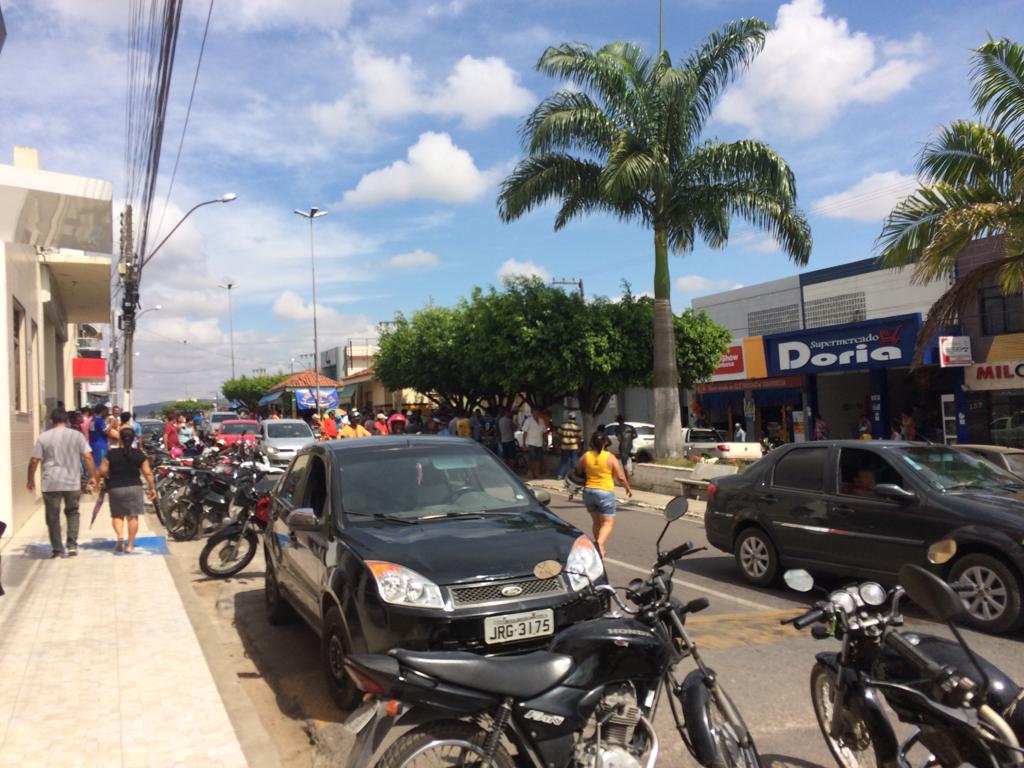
[24,536,169,558]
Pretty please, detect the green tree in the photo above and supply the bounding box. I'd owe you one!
[498,25,811,456]
[221,374,288,412]
[161,400,213,418]
[878,38,1024,364]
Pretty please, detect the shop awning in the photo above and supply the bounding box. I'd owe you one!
[258,390,284,406]
[338,384,356,399]
[293,388,339,410]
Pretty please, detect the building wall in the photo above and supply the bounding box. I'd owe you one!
[692,276,801,338]
[801,267,946,327]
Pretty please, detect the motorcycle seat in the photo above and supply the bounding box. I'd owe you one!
[391,649,573,698]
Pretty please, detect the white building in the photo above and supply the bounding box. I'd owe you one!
[1,147,113,535]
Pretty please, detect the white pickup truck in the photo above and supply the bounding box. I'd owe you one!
[682,427,763,462]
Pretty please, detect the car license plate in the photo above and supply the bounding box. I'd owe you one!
[484,609,554,645]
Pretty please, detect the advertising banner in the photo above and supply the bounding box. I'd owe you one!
[764,314,921,377]
[939,336,973,367]
[713,345,745,377]
[293,388,339,409]
[965,360,1024,391]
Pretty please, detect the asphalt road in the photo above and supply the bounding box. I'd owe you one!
[162,493,1024,768]
[547,492,1024,767]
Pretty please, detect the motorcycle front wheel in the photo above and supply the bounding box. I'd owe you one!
[199,529,258,578]
[166,501,200,541]
[377,721,514,768]
[810,662,880,768]
[683,676,760,768]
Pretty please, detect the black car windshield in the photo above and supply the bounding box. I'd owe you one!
[267,422,312,438]
[335,445,532,521]
[896,446,1023,492]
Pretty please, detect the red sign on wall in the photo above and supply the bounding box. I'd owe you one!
[714,345,744,376]
[72,357,106,381]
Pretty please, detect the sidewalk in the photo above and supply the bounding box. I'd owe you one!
[528,477,707,519]
[0,495,272,767]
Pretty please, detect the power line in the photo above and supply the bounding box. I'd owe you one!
[153,0,216,244]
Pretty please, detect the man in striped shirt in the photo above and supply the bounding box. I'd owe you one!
[556,412,583,480]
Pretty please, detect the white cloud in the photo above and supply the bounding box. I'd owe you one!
[272,290,341,322]
[811,171,920,222]
[342,132,502,207]
[311,50,533,142]
[384,250,440,269]
[675,276,743,294]
[497,258,550,282]
[715,0,927,138]
[32,0,354,29]
[729,231,781,255]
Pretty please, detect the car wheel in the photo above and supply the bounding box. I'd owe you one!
[635,451,652,464]
[322,606,362,710]
[949,554,1023,634]
[265,557,296,626]
[734,528,778,587]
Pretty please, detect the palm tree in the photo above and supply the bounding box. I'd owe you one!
[497,21,811,457]
[878,38,1024,364]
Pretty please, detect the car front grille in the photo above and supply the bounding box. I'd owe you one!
[449,577,565,607]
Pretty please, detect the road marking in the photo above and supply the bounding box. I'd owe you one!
[603,556,771,611]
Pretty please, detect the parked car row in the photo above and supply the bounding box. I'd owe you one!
[603,421,763,462]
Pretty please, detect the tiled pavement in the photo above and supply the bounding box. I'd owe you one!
[0,498,258,767]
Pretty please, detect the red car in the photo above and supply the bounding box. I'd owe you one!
[218,419,260,447]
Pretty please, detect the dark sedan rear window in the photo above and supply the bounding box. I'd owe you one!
[772,447,828,492]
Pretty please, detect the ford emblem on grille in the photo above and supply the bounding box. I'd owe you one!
[500,585,524,597]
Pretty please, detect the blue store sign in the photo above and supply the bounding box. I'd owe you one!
[765,314,922,377]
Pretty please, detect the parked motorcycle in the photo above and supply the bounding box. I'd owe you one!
[198,471,276,578]
[341,497,760,768]
[784,541,1024,768]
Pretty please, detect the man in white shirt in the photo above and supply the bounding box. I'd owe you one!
[521,408,547,479]
[27,409,97,558]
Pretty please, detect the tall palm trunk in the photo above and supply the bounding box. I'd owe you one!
[653,226,684,458]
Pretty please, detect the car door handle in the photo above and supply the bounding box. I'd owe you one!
[758,493,778,504]
[832,504,855,516]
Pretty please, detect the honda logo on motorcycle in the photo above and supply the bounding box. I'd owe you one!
[501,585,524,597]
[765,314,922,377]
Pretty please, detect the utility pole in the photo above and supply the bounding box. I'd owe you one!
[551,277,584,301]
[120,205,138,414]
[219,281,236,379]
[658,0,664,54]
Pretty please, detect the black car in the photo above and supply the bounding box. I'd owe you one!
[705,440,1024,634]
[263,436,607,708]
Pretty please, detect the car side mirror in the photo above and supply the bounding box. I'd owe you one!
[531,488,552,506]
[873,483,916,503]
[286,507,320,531]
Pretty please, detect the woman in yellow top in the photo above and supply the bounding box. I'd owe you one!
[574,431,632,556]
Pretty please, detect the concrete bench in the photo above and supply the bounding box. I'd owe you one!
[675,463,739,499]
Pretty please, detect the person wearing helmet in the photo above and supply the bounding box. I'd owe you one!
[341,412,371,438]
[387,410,407,434]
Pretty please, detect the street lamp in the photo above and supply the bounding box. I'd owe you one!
[141,193,236,271]
[218,282,237,379]
[293,207,328,415]
[137,304,162,319]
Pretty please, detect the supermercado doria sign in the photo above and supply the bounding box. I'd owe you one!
[765,314,922,377]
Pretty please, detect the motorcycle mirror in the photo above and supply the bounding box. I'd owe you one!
[897,564,965,623]
[664,496,688,521]
[783,569,815,593]
[927,539,957,565]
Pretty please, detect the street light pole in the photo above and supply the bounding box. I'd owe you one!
[293,207,328,415]
[218,282,236,379]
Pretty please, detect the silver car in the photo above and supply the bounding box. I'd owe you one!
[259,419,315,465]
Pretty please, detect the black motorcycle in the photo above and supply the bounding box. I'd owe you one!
[784,541,1024,768]
[341,497,760,768]
[198,470,275,578]
[164,466,234,541]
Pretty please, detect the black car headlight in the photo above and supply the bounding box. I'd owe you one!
[367,561,447,610]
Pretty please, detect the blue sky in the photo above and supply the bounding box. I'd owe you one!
[3,0,1023,402]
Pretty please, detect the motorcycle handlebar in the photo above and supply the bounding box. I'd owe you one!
[782,607,827,629]
[655,541,705,568]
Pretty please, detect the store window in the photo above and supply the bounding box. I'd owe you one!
[12,301,24,412]
[981,287,1024,335]
[772,447,827,491]
[837,448,904,497]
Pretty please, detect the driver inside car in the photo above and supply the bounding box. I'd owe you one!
[848,467,877,496]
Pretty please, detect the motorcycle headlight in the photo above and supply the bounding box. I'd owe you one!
[366,561,446,610]
[566,535,605,591]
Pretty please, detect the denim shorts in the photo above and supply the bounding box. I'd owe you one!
[583,488,617,517]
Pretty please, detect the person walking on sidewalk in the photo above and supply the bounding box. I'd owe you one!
[521,408,547,478]
[574,431,631,556]
[556,412,583,479]
[98,427,156,553]
[615,415,637,476]
[27,408,97,558]
[89,404,113,466]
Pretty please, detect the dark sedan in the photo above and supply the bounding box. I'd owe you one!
[705,440,1024,633]
[263,436,607,708]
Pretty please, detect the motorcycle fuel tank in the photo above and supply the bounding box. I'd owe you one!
[549,616,668,689]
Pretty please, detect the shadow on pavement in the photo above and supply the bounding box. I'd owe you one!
[761,754,829,768]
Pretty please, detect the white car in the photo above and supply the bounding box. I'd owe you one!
[682,427,763,461]
[603,422,656,462]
